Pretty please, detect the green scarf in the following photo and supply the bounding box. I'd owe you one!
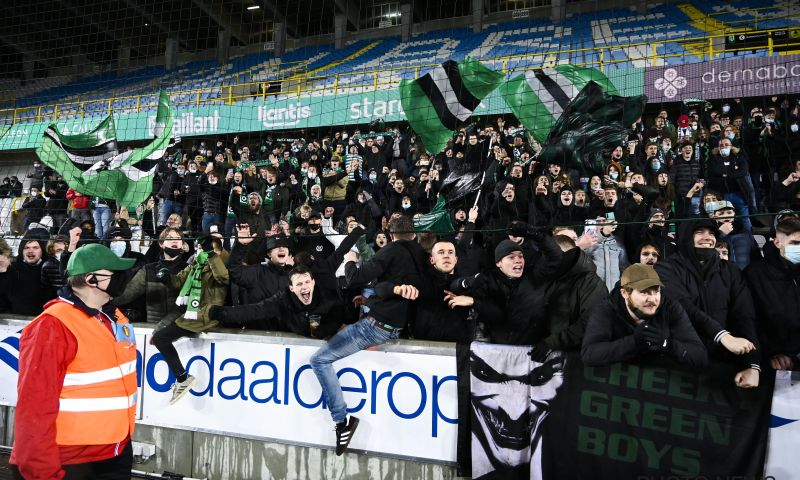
[176,251,208,320]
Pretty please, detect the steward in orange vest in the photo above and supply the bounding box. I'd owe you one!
[10,243,137,480]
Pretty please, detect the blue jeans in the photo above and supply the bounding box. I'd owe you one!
[201,213,224,233]
[310,317,399,424]
[724,192,751,232]
[158,199,183,226]
[93,205,112,238]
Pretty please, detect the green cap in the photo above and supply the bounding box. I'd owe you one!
[67,243,136,276]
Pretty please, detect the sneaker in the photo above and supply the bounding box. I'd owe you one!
[334,416,360,456]
[169,375,196,405]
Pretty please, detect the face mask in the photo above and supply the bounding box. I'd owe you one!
[110,241,126,257]
[94,271,129,298]
[662,144,671,151]
[610,172,619,180]
[308,223,321,232]
[784,244,800,264]
[189,167,197,173]
[765,117,774,124]
[55,252,63,261]
[704,202,717,214]
[177,170,185,176]
[163,246,183,258]
[719,147,731,156]
[308,172,317,180]
[301,168,308,175]
[651,161,661,171]
[725,132,735,140]
[722,105,730,113]
[208,179,217,185]
[402,202,411,209]
[369,174,377,181]
[792,124,799,133]
[693,247,717,263]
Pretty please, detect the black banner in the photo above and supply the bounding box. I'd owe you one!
[466,343,774,480]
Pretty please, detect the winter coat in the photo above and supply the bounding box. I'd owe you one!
[745,255,800,359]
[707,147,755,206]
[669,155,702,197]
[200,179,229,215]
[226,241,291,312]
[170,251,230,333]
[218,284,348,339]
[66,189,91,209]
[586,233,630,292]
[112,253,189,326]
[581,286,708,367]
[541,249,608,350]
[322,169,348,201]
[655,249,761,370]
[0,251,50,316]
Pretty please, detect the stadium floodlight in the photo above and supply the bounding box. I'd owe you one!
[247,5,260,10]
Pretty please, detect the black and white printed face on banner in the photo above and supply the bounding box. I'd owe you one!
[470,342,565,480]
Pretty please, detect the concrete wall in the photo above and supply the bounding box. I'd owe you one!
[0,406,460,479]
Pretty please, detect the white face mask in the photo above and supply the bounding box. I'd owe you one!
[308,172,317,179]
[209,179,217,185]
[110,241,126,257]
[719,147,731,157]
[785,244,800,264]
[725,132,735,140]
[722,105,731,113]
[54,252,63,261]
[791,124,799,133]
[189,167,197,173]
[402,202,411,209]
[765,117,774,124]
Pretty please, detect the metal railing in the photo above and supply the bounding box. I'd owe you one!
[0,4,798,127]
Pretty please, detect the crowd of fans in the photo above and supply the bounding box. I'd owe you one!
[1,94,800,393]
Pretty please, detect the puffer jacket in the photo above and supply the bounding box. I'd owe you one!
[322,169,348,201]
[112,253,189,327]
[586,233,630,292]
[745,253,800,359]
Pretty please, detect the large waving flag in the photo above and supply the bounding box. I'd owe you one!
[36,90,175,207]
[501,65,619,143]
[400,58,503,154]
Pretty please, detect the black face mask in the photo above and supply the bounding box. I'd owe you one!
[693,247,717,263]
[92,271,129,298]
[163,246,183,258]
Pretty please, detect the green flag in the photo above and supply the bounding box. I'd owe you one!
[500,65,618,143]
[36,90,174,207]
[400,58,503,154]
[414,197,455,234]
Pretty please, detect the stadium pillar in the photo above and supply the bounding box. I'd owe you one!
[334,14,347,49]
[274,22,286,57]
[400,2,412,42]
[117,46,131,75]
[472,0,483,33]
[551,0,565,22]
[217,30,231,64]
[165,38,179,71]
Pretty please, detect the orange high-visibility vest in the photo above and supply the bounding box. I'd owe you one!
[36,301,138,446]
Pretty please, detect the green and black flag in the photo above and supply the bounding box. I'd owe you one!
[501,65,619,143]
[400,58,503,154]
[36,90,175,207]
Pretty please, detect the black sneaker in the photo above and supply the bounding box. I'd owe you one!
[335,416,360,456]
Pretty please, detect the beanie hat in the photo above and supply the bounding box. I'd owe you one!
[494,239,523,263]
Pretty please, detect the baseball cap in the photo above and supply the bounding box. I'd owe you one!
[67,244,136,276]
[711,200,735,212]
[494,239,523,263]
[620,264,664,291]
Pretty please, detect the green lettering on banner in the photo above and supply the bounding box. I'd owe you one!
[580,390,608,419]
[577,425,605,456]
[672,447,701,476]
[0,68,644,151]
[641,401,669,432]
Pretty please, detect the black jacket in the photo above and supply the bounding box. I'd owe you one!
[216,284,348,339]
[0,259,50,316]
[227,241,291,313]
[541,249,608,350]
[113,253,189,325]
[344,239,429,329]
[581,287,708,366]
[200,178,229,215]
[745,254,800,359]
[656,249,761,370]
[22,194,47,222]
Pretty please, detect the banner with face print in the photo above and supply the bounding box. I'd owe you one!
[468,345,774,480]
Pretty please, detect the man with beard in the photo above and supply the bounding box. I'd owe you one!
[582,263,706,367]
[637,208,676,260]
[227,226,292,314]
[0,234,52,315]
[745,217,800,370]
[655,218,761,387]
[10,243,137,480]
[637,243,661,266]
[230,188,270,242]
[469,342,566,480]
[210,265,347,339]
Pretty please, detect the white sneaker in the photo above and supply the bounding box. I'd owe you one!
[169,375,196,405]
